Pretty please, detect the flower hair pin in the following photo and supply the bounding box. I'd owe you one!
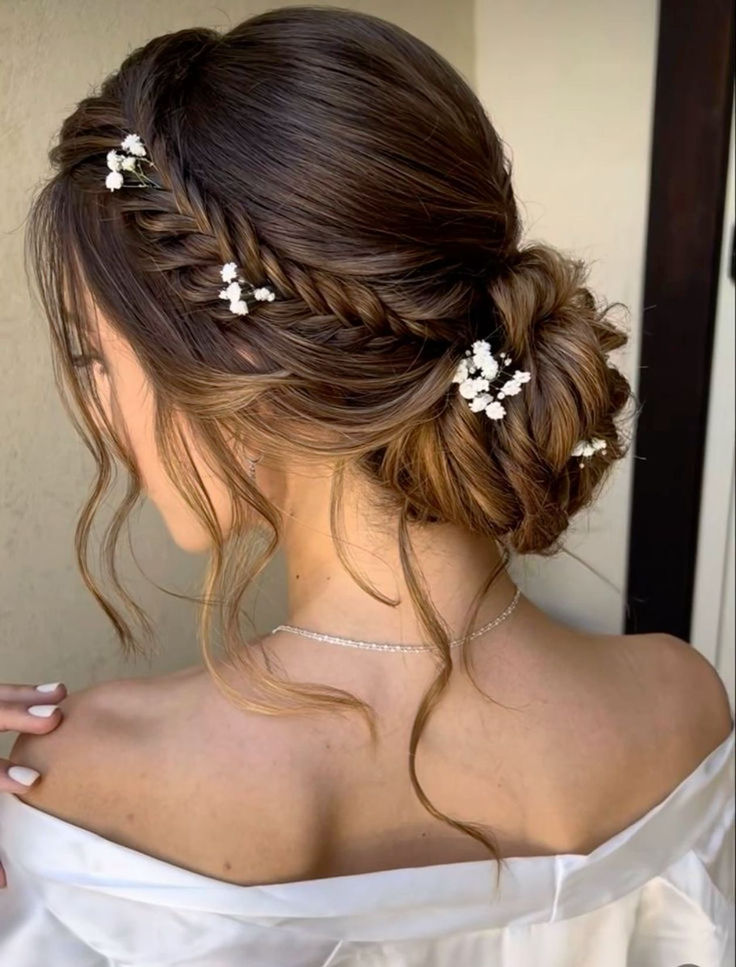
[452,339,531,421]
[571,437,607,467]
[105,133,157,191]
[219,262,276,316]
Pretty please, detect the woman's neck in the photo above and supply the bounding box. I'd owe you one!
[275,467,519,648]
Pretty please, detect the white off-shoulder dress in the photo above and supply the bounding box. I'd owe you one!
[0,728,733,967]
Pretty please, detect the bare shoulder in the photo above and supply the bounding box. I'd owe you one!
[8,666,324,883]
[9,662,298,811]
[535,629,734,850]
[612,631,734,779]
[9,674,166,824]
[631,632,732,739]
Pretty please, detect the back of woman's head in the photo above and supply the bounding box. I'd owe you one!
[26,4,634,885]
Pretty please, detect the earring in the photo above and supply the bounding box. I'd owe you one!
[246,452,263,480]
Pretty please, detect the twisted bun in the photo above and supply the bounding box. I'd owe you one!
[486,244,632,553]
[371,242,633,556]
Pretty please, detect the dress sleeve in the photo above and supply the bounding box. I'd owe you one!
[705,790,735,904]
[694,732,735,967]
[0,853,106,966]
[709,783,735,967]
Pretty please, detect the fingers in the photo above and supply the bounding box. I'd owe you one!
[0,684,64,890]
[0,757,41,793]
[0,682,67,734]
[0,682,66,793]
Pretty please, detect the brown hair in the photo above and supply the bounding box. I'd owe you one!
[25,5,635,892]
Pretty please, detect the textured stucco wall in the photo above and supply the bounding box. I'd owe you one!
[0,1,477,755]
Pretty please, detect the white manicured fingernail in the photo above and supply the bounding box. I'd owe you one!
[8,766,41,787]
[28,705,59,717]
[35,682,61,693]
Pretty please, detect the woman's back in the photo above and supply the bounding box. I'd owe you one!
[2,620,733,966]
[8,616,732,887]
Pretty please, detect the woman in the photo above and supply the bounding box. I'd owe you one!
[1,6,733,965]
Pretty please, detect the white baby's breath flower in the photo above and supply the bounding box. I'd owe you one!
[221,262,239,283]
[469,393,492,412]
[485,400,506,420]
[452,338,532,425]
[571,437,607,459]
[458,378,479,400]
[222,281,242,303]
[105,170,124,191]
[452,358,470,384]
[471,343,493,368]
[471,339,492,357]
[106,150,123,172]
[498,369,530,398]
[121,133,146,157]
[459,376,490,400]
[217,266,276,314]
[120,155,138,172]
[499,378,522,397]
[477,355,499,380]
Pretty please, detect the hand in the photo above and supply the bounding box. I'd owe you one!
[0,682,67,887]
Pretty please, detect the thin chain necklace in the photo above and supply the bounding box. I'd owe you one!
[271,587,521,653]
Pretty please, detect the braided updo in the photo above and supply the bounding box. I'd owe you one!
[26,5,635,889]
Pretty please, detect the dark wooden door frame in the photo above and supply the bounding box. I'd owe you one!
[625,0,734,638]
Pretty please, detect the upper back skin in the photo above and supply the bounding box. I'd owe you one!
[9,609,734,887]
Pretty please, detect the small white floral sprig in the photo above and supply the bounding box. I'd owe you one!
[219,262,276,316]
[452,339,531,421]
[571,437,607,467]
[105,133,157,191]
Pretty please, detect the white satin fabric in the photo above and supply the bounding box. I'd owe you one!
[0,728,733,967]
